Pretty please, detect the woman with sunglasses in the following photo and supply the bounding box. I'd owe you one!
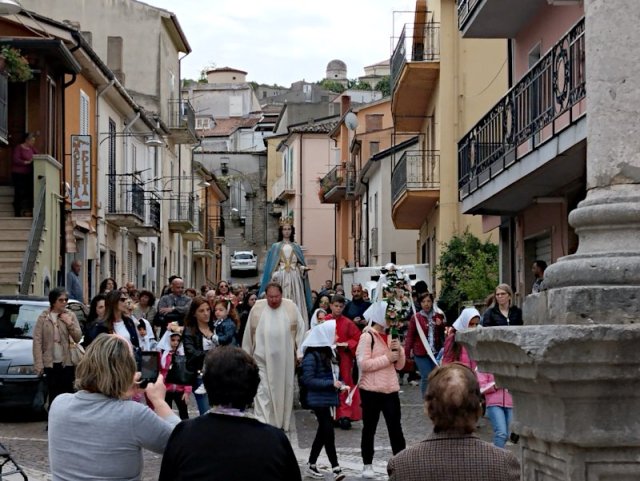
[216,280,237,306]
[85,290,140,349]
[32,287,83,407]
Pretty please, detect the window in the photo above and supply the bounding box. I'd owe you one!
[369,141,380,156]
[365,114,383,132]
[127,250,134,284]
[109,250,117,279]
[196,118,210,130]
[80,90,89,135]
[108,118,116,212]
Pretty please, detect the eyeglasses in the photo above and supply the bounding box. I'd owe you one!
[57,298,69,303]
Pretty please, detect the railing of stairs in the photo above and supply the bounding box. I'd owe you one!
[19,178,46,295]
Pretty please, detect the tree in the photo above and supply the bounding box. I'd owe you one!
[375,76,391,97]
[435,230,498,321]
[347,79,372,91]
[318,79,346,93]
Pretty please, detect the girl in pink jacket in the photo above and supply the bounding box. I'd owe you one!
[356,301,406,479]
[477,370,513,448]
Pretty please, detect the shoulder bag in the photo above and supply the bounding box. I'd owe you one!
[166,344,197,386]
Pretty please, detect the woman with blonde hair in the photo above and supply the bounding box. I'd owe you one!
[48,334,179,481]
[482,284,523,327]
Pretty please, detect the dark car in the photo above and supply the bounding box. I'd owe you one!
[0,295,86,412]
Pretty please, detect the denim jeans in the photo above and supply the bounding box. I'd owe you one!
[194,376,209,415]
[413,355,437,398]
[486,405,512,448]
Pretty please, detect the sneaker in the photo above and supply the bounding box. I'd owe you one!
[409,380,419,386]
[332,467,346,481]
[306,463,324,478]
[338,417,352,430]
[362,464,376,479]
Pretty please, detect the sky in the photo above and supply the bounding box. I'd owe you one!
[145,0,417,87]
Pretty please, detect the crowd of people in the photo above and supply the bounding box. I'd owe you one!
[33,259,524,480]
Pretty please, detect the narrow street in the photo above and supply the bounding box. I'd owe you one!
[0,383,513,480]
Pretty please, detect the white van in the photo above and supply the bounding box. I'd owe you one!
[341,264,432,301]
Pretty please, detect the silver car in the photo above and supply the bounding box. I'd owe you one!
[0,295,86,412]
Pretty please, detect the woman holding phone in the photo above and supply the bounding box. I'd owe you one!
[48,335,179,480]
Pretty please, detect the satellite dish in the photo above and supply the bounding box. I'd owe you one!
[344,112,358,131]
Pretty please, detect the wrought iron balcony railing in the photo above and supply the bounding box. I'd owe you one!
[106,179,145,220]
[391,150,441,203]
[458,17,585,199]
[149,199,161,231]
[168,99,197,141]
[391,21,440,94]
[169,193,195,223]
[457,0,481,31]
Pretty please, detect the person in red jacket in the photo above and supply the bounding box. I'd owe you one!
[324,294,361,430]
[159,332,192,420]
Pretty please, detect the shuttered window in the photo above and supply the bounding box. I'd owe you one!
[80,90,90,135]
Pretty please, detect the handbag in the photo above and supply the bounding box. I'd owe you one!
[69,335,85,366]
[166,348,197,386]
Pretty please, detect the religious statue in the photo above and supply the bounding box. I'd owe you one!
[259,217,312,322]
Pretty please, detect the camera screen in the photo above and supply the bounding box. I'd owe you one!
[140,352,159,381]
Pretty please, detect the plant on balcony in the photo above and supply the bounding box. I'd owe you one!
[0,46,33,82]
[436,230,498,321]
[317,175,343,200]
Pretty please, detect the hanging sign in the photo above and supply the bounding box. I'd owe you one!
[71,135,91,210]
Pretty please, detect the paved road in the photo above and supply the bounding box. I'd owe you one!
[0,383,516,480]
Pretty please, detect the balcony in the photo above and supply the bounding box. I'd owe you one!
[168,194,194,232]
[457,0,548,38]
[391,150,440,229]
[183,205,204,242]
[272,173,295,203]
[106,180,146,228]
[318,165,350,204]
[391,20,440,132]
[193,222,224,259]
[128,198,161,238]
[167,99,198,144]
[458,18,586,215]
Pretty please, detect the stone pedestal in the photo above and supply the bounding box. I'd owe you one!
[463,1,640,479]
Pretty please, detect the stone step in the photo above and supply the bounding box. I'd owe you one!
[0,185,14,196]
[0,283,19,295]
[0,240,29,251]
[0,273,20,284]
[0,217,33,229]
[0,229,29,241]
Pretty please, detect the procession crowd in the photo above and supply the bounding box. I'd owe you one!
[33,223,525,480]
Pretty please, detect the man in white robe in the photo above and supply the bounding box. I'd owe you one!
[242,282,306,431]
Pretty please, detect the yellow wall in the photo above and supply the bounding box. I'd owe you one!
[266,135,285,202]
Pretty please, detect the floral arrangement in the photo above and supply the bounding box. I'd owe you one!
[381,269,413,327]
[0,46,33,82]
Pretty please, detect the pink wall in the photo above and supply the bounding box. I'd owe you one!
[514,4,584,80]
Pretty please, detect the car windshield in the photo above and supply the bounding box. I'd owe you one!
[235,253,254,260]
[0,303,45,338]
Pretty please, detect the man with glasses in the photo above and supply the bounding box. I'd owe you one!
[155,277,192,335]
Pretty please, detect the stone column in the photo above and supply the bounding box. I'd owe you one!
[462,2,640,480]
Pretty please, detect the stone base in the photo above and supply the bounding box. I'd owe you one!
[459,325,640,480]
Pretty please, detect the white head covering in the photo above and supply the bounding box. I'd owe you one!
[157,330,184,364]
[309,308,327,329]
[300,319,336,355]
[363,301,388,328]
[452,307,481,332]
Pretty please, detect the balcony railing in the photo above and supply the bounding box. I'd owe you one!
[149,199,160,231]
[272,173,295,201]
[0,72,7,144]
[106,179,145,220]
[319,165,347,203]
[458,17,585,199]
[391,21,441,93]
[392,150,441,203]
[457,0,481,31]
[168,99,197,143]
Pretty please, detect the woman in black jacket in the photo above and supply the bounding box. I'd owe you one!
[87,290,140,349]
[182,296,214,415]
[482,283,523,327]
[300,320,346,481]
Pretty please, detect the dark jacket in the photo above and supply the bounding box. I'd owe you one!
[86,316,140,348]
[482,305,523,327]
[183,322,214,374]
[301,348,339,408]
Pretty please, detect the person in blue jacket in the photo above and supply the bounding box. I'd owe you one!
[300,320,346,481]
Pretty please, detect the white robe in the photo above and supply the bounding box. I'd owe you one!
[242,299,306,431]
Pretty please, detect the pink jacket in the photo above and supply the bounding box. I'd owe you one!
[441,333,477,371]
[356,327,405,394]
[477,371,513,408]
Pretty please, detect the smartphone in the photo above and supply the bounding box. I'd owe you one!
[139,351,160,388]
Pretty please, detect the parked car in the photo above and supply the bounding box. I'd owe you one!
[0,295,86,412]
[230,250,258,276]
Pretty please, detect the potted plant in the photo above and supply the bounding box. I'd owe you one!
[0,46,33,82]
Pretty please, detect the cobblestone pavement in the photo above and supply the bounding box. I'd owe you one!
[0,383,517,480]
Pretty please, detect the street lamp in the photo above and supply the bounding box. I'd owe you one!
[0,0,21,15]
